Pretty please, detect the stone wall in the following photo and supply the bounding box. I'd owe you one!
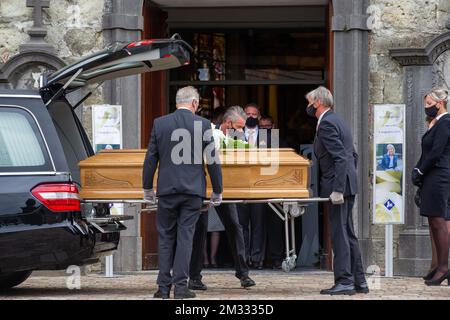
[0,0,105,61]
[368,0,450,268]
[369,0,449,104]
[0,0,107,135]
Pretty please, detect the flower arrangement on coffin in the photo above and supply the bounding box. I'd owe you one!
[221,137,249,149]
[211,125,249,150]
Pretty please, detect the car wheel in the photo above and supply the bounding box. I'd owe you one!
[0,271,33,289]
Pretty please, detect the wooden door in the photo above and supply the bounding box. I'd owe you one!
[141,0,168,269]
[322,0,334,271]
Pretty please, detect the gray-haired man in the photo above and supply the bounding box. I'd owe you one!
[306,86,368,295]
[189,105,256,291]
[143,86,223,299]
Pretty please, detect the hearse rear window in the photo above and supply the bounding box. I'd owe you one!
[0,107,53,172]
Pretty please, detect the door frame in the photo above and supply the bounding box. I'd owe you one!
[140,0,334,270]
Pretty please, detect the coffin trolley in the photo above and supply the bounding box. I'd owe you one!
[79,148,330,272]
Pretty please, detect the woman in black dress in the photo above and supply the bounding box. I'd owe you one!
[412,87,450,286]
[420,116,450,281]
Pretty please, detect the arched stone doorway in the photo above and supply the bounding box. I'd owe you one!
[390,30,450,276]
[0,51,65,90]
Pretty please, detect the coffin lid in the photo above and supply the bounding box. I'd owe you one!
[78,148,311,167]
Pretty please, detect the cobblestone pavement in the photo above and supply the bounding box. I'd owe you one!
[1,269,450,300]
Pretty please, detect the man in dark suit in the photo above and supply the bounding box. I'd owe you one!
[258,115,286,269]
[306,86,368,295]
[142,86,223,299]
[189,106,256,291]
[237,103,267,269]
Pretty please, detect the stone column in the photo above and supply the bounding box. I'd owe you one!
[393,62,434,276]
[331,0,372,265]
[102,0,144,272]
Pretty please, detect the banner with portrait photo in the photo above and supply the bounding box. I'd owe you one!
[373,104,406,224]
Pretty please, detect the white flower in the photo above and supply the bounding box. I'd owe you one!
[211,123,225,151]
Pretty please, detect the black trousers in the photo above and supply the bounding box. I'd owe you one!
[237,203,267,263]
[156,194,202,294]
[190,203,249,280]
[328,195,366,286]
[265,204,285,262]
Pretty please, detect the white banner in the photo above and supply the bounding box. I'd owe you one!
[373,104,406,225]
[92,104,122,152]
[92,104,123,215]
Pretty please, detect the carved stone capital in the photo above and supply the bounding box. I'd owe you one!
[390,32,450,66]
[390,48,432,66]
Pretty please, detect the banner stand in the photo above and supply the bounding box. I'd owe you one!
[385,225,393,277]
[105,255,114,278]
[372,104,406,278]
[91,104,123,279]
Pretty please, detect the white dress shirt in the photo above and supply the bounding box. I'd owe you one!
[317,108,331,128]
[388,156,394,169]
[245,126,259,146]
[435,112,448,121]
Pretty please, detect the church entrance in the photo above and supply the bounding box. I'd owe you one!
[141,0,333,271]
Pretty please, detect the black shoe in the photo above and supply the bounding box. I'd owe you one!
[240,276,256,288]
[355,282,370,294]
[253,261,264,270]
[320,283,356,295]
[174,289,196,299]
[424,271,450,286]
[423,268,438,281]
[153,289,170,299]
[272,260,282,270]
[188,279,207,291]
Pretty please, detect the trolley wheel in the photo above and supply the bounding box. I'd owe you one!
[282,259,290,272]
[288,255,297,270]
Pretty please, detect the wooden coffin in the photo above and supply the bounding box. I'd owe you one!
[78,148,311,200]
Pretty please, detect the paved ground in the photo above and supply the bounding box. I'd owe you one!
[1,269,450,300]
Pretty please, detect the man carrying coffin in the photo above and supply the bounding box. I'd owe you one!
[142,86,223,299]
[189,106,256,291]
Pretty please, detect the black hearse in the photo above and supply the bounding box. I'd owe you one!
[0,35,191,289]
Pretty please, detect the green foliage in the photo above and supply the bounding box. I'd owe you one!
[221,138,249,149]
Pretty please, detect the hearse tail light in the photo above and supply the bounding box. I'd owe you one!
[31,183,81,212]
[126,39,154,49]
